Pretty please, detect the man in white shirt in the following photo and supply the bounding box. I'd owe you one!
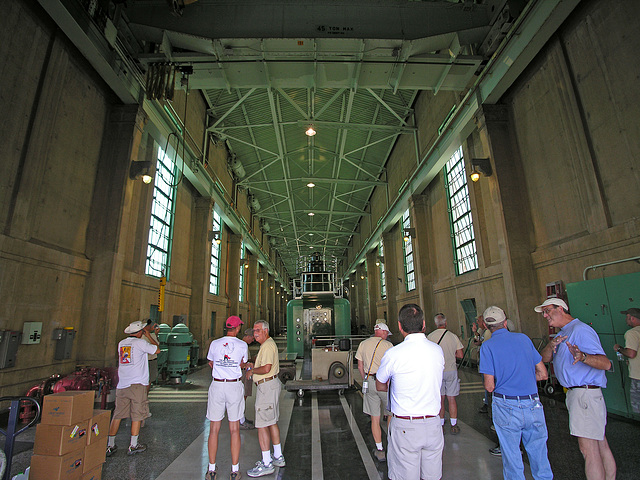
[107,320,160,457]
[205,316,249,480]
[355,321,393,461]
[427,313,464,434]
[376,304,445,480]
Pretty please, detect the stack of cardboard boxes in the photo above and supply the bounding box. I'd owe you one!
[30,391,111,480]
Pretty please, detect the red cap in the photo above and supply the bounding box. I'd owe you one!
[226,315,244,328]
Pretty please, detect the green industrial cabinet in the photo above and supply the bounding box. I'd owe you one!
[566,271,640,418]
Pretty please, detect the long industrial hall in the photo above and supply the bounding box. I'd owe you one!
[1,1,640,480]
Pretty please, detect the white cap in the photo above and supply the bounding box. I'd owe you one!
[534,298,568,313]
[482,306,506,325]
[374,322,391,334]
[124,320,146,334]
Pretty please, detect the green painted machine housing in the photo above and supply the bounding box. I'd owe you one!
[286,296,351,358]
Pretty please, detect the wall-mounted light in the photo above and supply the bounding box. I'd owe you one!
[305,125,316,137]
[208,230,221,244]
[307,182,315,188]
[375,255,384,267]
[470,158,492,182]
[308,212,315,216]
[360,274,366,280]
[130,160,153,184]
[403,227,416,242]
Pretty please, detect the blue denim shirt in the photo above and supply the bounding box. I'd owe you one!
[553,318,606,388]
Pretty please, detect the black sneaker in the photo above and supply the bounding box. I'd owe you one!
[106,444,118,457]
[127,443,147,455]
[489,446,501,456]
[478,404,489,414]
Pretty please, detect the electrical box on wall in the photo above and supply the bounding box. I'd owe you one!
[0,330,22,369]
[22,322,43,344]
[53,327,76,360]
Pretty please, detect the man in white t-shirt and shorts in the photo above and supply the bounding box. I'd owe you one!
[107,320,160,457]
[205,316,249,480]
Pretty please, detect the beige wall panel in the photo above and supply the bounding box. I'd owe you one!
[169,183,196,285]
[561,0,640,225]
[386,134,416,202]
[207,140,233,199]
[511,45,589,247]
[119,273,161,325]
[168,89,207,158]
[414,91,459,159]
[370,185,387,223]
[0,2,50,231]
[426,174,455,283]
[29,55,108,254]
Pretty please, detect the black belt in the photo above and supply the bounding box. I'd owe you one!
[493,393,538,400]
[367,373,377,380]
[392,414,436,420]
[568,385,600,390]
[213,378,241,382]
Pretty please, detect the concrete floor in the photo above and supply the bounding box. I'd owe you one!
[3,341,640,479]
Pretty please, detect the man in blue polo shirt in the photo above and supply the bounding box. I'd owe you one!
[479,306,553,480]
[537,298,616,480]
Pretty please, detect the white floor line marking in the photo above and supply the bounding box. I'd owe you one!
[339,395,380,480]
[312,393,324,480]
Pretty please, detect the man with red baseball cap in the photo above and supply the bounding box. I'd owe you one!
[205,316,249,480]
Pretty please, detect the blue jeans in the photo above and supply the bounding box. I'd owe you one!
[492,396,553,480]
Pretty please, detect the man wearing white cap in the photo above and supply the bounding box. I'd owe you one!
[537,298,616,480]
[355,320,393,461]
[107,320,160,457]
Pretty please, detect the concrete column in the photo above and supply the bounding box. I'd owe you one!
[409,195,435,319]
[189,197,214,359]
[227,233,242,316]
[382,230,401,337]
[258,266,268,320]
[246,253,258,325]
[266,276,275,327]
[78,105,148,364]
[366,249,380,330]
[475,105,541,337]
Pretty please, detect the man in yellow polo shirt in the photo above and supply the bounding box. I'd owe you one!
[247,320,285,477]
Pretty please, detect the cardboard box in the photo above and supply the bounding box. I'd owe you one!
[83,437,107,473]
[81,465,102,480]
[41,391,95,426]
[34,420,90,456]
[87,410,111,445]
[30,450,84,480]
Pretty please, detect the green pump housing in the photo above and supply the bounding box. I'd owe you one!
[167,323,193,382]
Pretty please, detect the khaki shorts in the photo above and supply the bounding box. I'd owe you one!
[566,387,607,440]
[254,378,281,428]
[363,376,389,417]
[113,384,149,422]
[387,416,443,480]
[207,379,245,422]
[440,370,460,397]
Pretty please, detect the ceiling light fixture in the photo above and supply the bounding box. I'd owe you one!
[308,212,314,216]
[307,182,315,188]
[305,125,316,137]
[470,158,492,182]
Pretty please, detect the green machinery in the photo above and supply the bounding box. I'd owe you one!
[286,253,351,358]
[157,323,171,374]
[167,323,193,383]
[566,270,640,418]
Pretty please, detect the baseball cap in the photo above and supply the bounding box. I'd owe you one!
[226,315,244,328]
[374,322,391,334]
[621,308,640,319]
[534,298,568,313]
[124,320,146,334]
[482,306,506,325]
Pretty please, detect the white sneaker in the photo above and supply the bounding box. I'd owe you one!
[272,455,286,467]
[247,461,275,477]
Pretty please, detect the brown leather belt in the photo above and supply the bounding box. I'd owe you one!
[255,375,277,385]
[213,378,241,382]
[392,414,436,420]
[568,385,600,390]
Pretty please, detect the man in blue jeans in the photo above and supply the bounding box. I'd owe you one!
[479,306,553,480]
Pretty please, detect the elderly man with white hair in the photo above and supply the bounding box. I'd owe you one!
[427,313,464,434]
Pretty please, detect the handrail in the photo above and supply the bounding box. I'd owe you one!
[583,256,640,281]
[0,396,41,480]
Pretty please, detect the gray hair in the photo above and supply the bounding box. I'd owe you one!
[434,313,447,328]
[254,320,269,332]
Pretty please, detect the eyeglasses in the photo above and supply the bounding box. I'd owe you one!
[541,306,557,315]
